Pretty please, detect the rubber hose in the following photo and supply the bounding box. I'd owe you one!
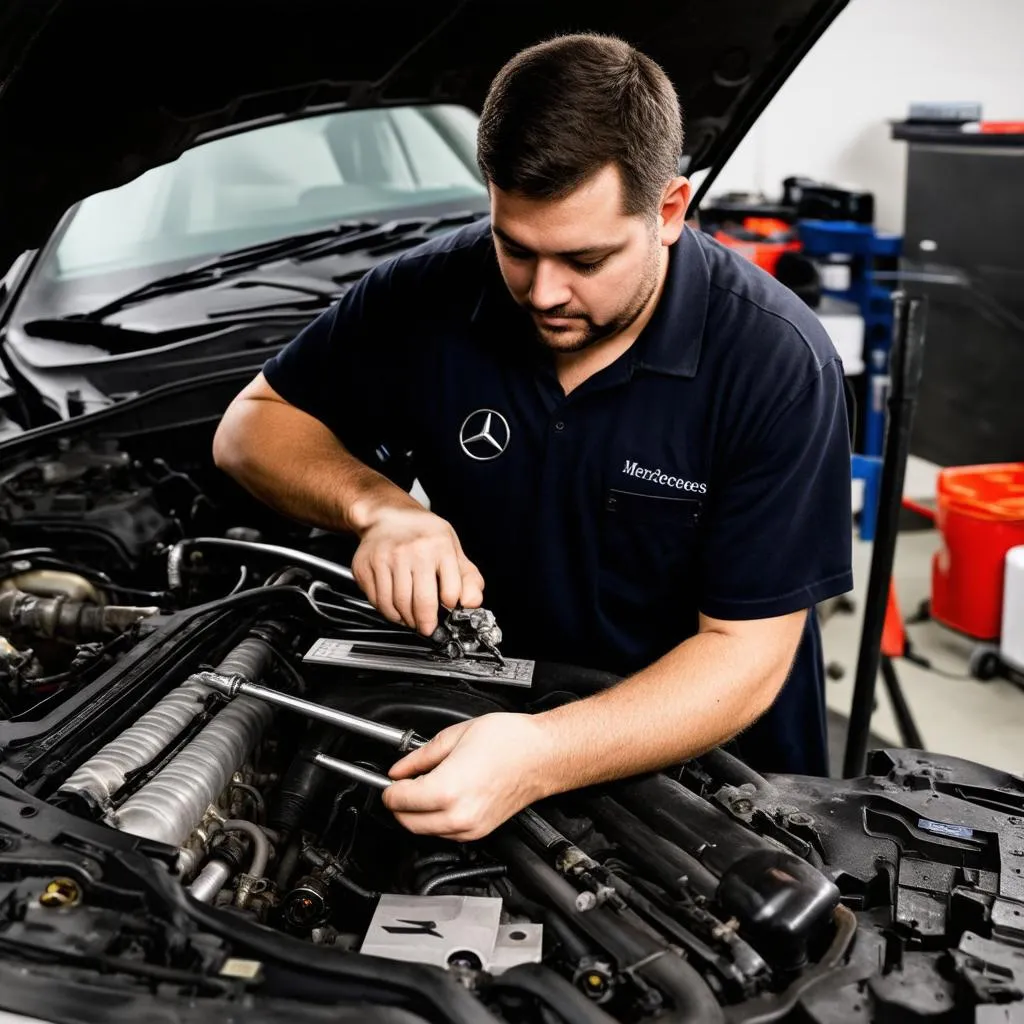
[581,794,719,899]
[697,748,773,796]
[275,836,302,890]
[494,832,724,1023]
[487,962,618,1024]
[334,872,380,901]
[725,905,858,1024]
[265,567,313,588]
[413,851,465,872]
[271,746,330,836]
[420,865,507,896]
[221,820,270,879]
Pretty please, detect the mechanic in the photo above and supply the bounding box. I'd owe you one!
[213,33,853,842]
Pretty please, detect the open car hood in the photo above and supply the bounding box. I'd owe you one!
[0,0,847,271]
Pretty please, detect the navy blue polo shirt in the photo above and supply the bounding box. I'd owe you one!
[263,217,853,776]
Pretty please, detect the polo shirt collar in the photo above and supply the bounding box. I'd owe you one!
[470,222,710,380]
[631,225,709,379]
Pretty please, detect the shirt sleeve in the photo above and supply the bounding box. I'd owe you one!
[261,258,417,484]
[697,356,853,620]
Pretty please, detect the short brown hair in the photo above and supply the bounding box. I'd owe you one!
[477,33,684,217]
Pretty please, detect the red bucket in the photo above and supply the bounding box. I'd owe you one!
[931,463,1024,639]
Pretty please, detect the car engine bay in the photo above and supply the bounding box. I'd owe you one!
[2,429,1024,1023]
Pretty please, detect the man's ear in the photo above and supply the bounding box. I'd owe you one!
[659,177,692,245]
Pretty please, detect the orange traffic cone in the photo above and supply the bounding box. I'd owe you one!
[881,579,906,659]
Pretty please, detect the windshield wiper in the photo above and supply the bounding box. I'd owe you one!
[73,219,380,323]
[74,211,487,323]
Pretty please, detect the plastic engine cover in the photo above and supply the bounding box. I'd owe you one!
[360,894,542,973]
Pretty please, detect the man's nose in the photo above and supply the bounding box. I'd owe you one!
[529,259,573,311]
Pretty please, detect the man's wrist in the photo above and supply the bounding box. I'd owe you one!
[523,709,572,802]
[346,481,420,537]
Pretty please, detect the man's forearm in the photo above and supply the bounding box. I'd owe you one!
[529,616,804,797]
[213,394,418,535]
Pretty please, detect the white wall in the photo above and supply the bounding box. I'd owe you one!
[696,0,1024,234]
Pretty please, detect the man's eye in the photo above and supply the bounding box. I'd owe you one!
[572,257,608,275]
[502,246,532,261]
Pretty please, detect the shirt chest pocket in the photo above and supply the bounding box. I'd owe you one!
[598,488,702,603]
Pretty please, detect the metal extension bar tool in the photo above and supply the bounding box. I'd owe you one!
[196,670,427,752]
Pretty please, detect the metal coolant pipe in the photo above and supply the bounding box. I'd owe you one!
[0,588,158,640]
[189,860,233,903]
[167,537,357,592]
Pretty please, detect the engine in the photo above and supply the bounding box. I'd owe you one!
[2,442,1024,1024]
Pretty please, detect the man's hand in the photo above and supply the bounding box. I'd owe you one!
[381,714,555,841]
[380,610,806,841]
[351,506,485,636]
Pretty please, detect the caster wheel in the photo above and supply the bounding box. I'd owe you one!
[907,599,931,625]
[969,645,1003,682]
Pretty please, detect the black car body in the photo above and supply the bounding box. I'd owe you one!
[2,3,1023,1023]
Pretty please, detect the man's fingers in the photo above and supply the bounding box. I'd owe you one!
[353,558,377,609]
[459,557,485,609]
[381,773,461,815]
[390,810,475,840]
[389,726,464,779]
[389,562,415,629]
[371,561,400,624]
[437,552,463,612]
[411,559,441,635]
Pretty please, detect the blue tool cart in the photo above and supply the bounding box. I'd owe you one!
[797,221,902,542]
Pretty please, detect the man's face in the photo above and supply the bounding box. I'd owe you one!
[489,164,665,353]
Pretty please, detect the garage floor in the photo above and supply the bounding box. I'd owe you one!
[822,458,1024,779]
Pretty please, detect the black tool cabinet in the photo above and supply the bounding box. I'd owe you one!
[893,124,1024,467]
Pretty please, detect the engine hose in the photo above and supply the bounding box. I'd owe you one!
[411,851,465,891]
[486,962,618,1024]
[264,567,313,588]
[189,858,234,903]
[229,782,265,824]
[613,775,839,971]
[493,831,724,1023]
[697,748,773,796]
[334,872,380,901]
[581,794,718,899]
[0,588,158,641]
[220,819,270,879]
[413,851,465,872]
[271,740,332,836]
[724,905,858,1024]
[420,864,507,896]
[275,836,303,890]
[168,538,355,592]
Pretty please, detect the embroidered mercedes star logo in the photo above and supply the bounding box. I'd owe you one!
[459,409,511,461]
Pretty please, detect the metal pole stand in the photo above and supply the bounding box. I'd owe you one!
[842,293,928,778]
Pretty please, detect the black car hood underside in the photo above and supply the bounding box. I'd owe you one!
[0,0,848,271]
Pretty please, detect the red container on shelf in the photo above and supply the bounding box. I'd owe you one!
[931,463,1024,639]
[713,217,801,277]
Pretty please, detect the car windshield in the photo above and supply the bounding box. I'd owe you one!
[37,104,486,287]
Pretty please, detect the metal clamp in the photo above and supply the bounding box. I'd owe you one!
[430,604,505,665]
